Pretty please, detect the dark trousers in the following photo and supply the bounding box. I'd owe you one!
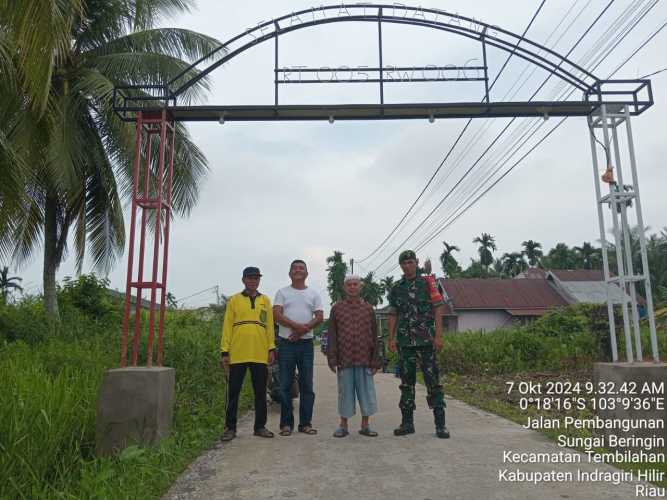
[279,338,315,429]
[225,362,268,432]
[398,346,445,411]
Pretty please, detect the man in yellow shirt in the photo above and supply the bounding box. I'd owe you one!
[220,267,276,441]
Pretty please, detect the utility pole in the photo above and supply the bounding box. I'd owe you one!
[350,258,354,274]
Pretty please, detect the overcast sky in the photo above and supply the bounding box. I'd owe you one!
[15,0,667,311]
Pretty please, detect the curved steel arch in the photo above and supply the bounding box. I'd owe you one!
[115,4,658,368]
[168,3,598,96]
[112,3,653,121]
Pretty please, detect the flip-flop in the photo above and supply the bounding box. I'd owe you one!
[333,427,349,438]
[358,427,378,437]
[298,425,318,435]
[254,427,274,438]
[279,427,292,436]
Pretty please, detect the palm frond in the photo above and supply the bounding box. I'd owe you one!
[0,0,83,113]
[83,130,126,274]
[7,192,45,268]
[89,28,222,63]
[74,0,196,51]
[92,51,209,103]
[43,94,90,196]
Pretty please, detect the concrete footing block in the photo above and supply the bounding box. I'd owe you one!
[96,366,175,456]
[593,362,666,450]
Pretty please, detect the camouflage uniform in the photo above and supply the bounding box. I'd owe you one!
[388,249,449,438]
[388,275,445,412]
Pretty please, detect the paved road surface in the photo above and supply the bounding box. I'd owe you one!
[164,352,646,500]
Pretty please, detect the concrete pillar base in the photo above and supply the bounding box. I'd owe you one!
[96,366,175,456]
[593,362,666,450]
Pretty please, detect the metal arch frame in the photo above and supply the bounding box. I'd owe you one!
[169,4,597,93]
[113,3,654,121]
[115,4,659,367]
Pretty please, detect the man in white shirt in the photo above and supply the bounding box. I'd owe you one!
[273,259,324,436]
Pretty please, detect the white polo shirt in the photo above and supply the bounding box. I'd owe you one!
[274,285,323,339]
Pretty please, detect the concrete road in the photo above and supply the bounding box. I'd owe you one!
[164,352,647,500]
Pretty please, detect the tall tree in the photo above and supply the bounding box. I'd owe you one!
[461,259,485,278]
[360,272,384,307]
[326,251,347,305]
[472,233,496,273]
[380,276,395,300]
[546,243,573,269]
[573,242,599,269]
[439,241,461,278]
[501,252,527,277]
[521,240,543,267]
[0,0,223,318]
[0,266,23,304]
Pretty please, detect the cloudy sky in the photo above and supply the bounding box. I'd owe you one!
[17,0,667,311]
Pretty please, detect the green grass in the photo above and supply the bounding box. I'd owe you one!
[0,300,253,499]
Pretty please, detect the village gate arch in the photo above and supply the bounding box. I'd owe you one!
[112,3,658,368]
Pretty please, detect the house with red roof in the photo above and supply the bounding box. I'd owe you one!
[374,269,638,333]
[436,277,569,332]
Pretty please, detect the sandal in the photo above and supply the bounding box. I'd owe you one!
[359,427,378,437]
[333,427,349,438]
[298,425,318,435]
[279,427,292,436]
[221,428,236,441]
[254,427,274,438]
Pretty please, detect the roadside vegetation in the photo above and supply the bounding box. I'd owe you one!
[436,304,667,488]
[0,274,246,499]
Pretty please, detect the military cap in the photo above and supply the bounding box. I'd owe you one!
[398,250,417,263]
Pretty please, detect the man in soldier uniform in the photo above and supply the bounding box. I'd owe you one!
[387,250,450,439]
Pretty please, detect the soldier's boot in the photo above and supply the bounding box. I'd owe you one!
[434,407,450,439]
[393,409,415,436]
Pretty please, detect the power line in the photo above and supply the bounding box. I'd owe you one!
[608,20,667,76]
[354,0,548,264]
[397,0,586,238]
[176,285,218,303]
[640,66,667,78]
[410,5,662,258]
[435,0,659,236]
[407,9,666,262]
[370,0,617,275]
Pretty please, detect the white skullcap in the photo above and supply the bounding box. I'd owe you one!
[343,274,362,283]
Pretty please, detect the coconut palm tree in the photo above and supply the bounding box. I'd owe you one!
[501,252,527,277]
[0,0,223,318]
[439,241,461,278]
[361,272,384,307]
[573,242,600,269]
[380,276,395,300]
[326,251,348,305]
[521,240,543,267]
[472,233,496,273]
[0,266,23,304]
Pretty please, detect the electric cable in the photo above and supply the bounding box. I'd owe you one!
[354,0,549,264]
[369,0,617,275]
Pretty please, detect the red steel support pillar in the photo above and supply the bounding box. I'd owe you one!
[120,110,176,367]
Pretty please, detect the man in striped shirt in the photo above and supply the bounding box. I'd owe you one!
[220,266,276,441]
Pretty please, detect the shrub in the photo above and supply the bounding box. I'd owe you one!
[0,296,54,344]
[0,307,235,499]
[59,274,115,320]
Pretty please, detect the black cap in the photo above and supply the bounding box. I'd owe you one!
[243,266,262,278]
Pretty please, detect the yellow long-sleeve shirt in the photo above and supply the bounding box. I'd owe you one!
[220,291,276,364]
